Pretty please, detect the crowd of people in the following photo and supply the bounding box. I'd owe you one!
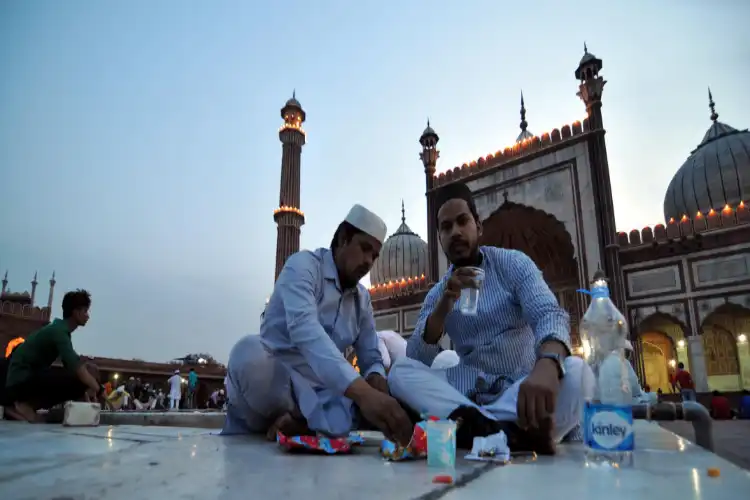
[0,182,749,451]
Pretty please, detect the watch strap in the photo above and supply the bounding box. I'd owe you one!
[538,353,565,379]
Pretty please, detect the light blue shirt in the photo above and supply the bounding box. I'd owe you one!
[407,247,570,404]
[261,247,385,435]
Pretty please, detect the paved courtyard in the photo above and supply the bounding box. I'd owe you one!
[660,420,750,471]
[0,419,748,499]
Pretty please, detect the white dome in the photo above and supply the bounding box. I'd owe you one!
[370,204,428,286]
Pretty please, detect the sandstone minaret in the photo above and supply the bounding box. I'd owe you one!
[274,92,306,281]
[420,120,440,283]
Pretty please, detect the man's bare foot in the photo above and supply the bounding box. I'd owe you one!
[13,402,39,423]
[265,412,312,441]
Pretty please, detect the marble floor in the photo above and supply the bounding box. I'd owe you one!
[0,420,748,500]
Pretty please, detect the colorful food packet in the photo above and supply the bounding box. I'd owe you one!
[380,420,429,461]
[277,432,365,454]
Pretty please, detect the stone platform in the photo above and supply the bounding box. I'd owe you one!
[0,419,748,500]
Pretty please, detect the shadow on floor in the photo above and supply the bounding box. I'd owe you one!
[660,420,750,471]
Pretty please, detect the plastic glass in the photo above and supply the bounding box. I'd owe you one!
[458,267,485,315]
[426,420,457,469]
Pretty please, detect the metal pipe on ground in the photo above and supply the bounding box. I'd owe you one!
[632,402,714,452]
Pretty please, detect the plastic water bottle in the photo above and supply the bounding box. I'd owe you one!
[579,269,634,467]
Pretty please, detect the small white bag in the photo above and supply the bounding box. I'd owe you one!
[63,401,101,427]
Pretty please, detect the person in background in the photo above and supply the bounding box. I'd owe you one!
[388,183,590,454]
[0,289,103,422]
[641,384,659,405]
[739,390,750,419]
[710,390,733,420]
[223,205,412,445]
[187,368,199,409]
[675,362,696,401]
[167,370,182,411]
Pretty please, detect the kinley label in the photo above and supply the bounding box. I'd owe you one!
[584,403,634,451]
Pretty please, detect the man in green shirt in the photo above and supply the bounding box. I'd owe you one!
[0,289,103,422]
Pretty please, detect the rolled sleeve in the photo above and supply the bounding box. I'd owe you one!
[354,290,386,379]
[277,253,361,394]
[405,282,444,366]
[53,330,81,372]
[508,250,571,354]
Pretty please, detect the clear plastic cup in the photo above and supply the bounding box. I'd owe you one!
[458,267,485,315]
[426,419,457,470]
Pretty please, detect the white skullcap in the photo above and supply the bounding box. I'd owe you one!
[344,204,387,244]
[431,350,460,370]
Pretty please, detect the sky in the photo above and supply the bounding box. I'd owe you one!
[1,1,748,363]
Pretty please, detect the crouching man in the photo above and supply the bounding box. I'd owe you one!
[1,289,103,422]
[223,205,413,445]
[387,183,592,454]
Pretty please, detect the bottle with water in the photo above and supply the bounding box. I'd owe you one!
[579,269,634,467]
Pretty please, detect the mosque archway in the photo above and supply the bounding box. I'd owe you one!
[480,200,581,344]
[636,313,688,394]
[700,303,750,391]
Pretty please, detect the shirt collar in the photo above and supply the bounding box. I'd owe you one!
[322,248,342,290]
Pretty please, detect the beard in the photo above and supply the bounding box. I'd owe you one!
[446,247,481,268]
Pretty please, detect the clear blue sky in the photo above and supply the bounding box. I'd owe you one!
[1,1,748,362]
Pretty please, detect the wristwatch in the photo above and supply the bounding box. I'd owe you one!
[537,353,566,379]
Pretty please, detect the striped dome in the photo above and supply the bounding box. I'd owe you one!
[369,204,428,286]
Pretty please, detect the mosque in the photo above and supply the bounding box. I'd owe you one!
[272,47,750,397]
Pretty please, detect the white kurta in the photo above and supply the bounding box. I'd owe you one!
[223,248,385,437]
[168,375,182,400]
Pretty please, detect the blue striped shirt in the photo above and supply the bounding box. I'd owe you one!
[407,247,570,403]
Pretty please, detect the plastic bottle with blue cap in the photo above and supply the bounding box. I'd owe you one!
[578,268,635,468]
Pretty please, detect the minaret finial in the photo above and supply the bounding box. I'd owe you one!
[584,41,588,54]
[401,200,406,224]
[33,271,38,282]
[519,90,528,132]
[708,87,719,122]
[427,117,430,128]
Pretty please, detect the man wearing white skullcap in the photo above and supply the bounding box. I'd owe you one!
[223,204,412,445]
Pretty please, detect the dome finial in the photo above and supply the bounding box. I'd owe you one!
[708,87,719,122]
[401,199,406,224]
[584,41,588,54]
[292,89,296,99]
[519,90,528,133]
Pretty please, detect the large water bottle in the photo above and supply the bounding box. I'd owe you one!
[579,269,634,467]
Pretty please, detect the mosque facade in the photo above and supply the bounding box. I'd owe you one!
[359,47,750,396]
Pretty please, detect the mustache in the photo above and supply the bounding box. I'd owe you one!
[449,238,469,251]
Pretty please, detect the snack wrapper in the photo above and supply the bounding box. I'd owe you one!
[380,421,429,461]
[277,432,365,454]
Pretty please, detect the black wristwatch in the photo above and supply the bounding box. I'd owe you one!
[537,353,566,379]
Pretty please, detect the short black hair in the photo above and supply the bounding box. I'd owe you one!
[61,289,91,319]
[330,220,364,250]
[677,362,685,369]
[434,182,479,222]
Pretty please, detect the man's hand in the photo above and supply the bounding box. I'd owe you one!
[357,389,413,446]
[85,386,99,403]
[517,359,560,431]
[366,373,389,395]
[439,267,480,308]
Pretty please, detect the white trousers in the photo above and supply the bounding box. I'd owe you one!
[170,396,180,410]
[388,356,592,443]
[223,335,295,434]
